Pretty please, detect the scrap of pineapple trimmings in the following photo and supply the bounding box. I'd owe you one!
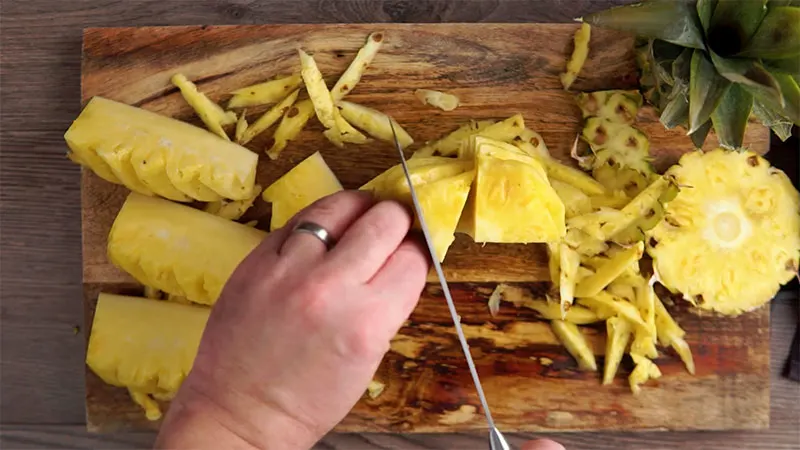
[561,22,591,90]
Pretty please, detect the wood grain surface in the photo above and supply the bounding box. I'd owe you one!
[77,23,772,434]
[1,1,798,449]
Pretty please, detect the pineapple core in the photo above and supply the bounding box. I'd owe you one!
[648,149,800,315]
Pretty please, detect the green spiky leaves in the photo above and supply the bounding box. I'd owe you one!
[585,0,800,149]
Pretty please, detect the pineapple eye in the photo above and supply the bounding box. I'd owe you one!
[745,187,775,216]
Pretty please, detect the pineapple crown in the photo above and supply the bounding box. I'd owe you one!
[583,0,800,149]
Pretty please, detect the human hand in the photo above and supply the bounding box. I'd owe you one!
[521,438,565,450]
[155,191,430,449]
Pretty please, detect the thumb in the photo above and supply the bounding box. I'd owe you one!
[520,439,565,450]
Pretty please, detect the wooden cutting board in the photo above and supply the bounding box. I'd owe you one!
[80,24,771,433]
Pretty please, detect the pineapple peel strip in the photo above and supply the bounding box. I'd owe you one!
[171,73,236,141]
[331,31,384,102]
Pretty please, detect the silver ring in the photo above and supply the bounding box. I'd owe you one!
[292,221,336,250]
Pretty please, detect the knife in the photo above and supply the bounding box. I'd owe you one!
[389,121,510,450]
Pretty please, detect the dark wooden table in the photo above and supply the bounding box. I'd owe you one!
[1,1,798,448]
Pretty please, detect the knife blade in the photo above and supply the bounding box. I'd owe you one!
[388,121,509,450]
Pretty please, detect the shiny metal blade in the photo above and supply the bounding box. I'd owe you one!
[388,121,499,431]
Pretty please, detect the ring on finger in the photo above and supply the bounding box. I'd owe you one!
[291,221,336,250]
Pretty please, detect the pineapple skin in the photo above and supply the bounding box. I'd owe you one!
[648,149,800,315]
[64,96,259,201]
[108,193,267,305]
[86,293,209,398]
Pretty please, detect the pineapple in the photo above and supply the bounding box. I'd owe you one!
[267,99,316,160]
[575,90,643,124]
[413,119,497,158]
[239,89,300,145]
[171,73,237,141]
[366,159,475,262]
[227,74,303,109]
[108,193,267,305]
[584,1,800,147]
[337,101,414,149]
[204,185,263,221]
[86,293,210,420]
[647,149,800,315]
[603,316,632,385]
[65,97,259,202]
[550,320,598,371]
[262,151,343,231]
[561,23,592,90]
[460,139,565,243]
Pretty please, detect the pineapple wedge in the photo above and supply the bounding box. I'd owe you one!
[462,140,565,243]
[262,151,343,230]
[86,293,210,419]
[108,193,267,305]
[376,168,476,262]
[648,149,800,315]
[65,97,259,201]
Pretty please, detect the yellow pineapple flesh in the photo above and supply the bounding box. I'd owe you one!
[462,140,565,243]
[365,159,475,262]
[262,151,343,230]
[108,193,267,305]
[65,97,259,201]
[86,293,210,420]
[648,149,800,315]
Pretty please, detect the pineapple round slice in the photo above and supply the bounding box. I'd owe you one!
[648,149,800,315]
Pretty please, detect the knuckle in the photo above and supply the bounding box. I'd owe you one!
[341,320,388,360]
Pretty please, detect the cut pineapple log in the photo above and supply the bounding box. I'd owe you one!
[129,146,192,202]
[65,97,259,201]
[338,101,414,149]
[204,184,263,221]
[240,89,300,145]
[462,141,565,243]
[171,73,237,141]
[86,293,210,420]
[550,320,598,371]
[603,316,632,385]
[413,119,496,158]
[108,193,266,305]
[267,99,316,160]
[560,22,591,90]
[228,74,303,109]
[262,152,343,230]
[575,90,643,124]
[648,149,800,315]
